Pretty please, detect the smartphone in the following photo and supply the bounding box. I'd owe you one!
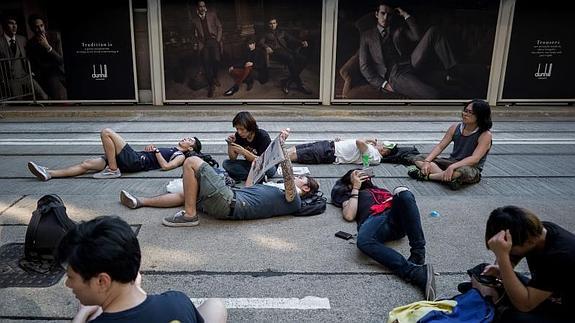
[335,231,354,240]
[361,167,374,178]
[473,274,502,288]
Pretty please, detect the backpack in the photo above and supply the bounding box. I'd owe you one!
[293,191,327,217]
[24,194,76,260]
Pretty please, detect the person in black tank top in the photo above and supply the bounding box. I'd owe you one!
[407,99,493,190]
[27,128,201,181]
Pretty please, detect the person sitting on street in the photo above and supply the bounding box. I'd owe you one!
[331,169,435,301]
[286,137,396,165]
[120,129,320,227]
[27,128,201,180]
[407,99,492,190]
[58,216,227,323]
[480,206,574,323]
[223,111,276,181]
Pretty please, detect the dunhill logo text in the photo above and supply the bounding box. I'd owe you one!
[92,64,108,80]
[534,63,552,79]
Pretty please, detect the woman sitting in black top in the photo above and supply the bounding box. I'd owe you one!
[223,111,277,181]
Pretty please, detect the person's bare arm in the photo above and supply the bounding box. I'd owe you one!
[230,143,258,161]
[488,230,553,312]
[420,123,457,175]
[441,131,492,181]
[279,129,296,202]
[342,170,368,221]
[157,154,186,171]
[355,139,370,154]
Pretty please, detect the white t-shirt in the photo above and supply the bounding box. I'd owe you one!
[334,140,381,165]
[263,181,302,195]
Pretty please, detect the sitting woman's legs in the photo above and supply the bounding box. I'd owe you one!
[222,159,252,181]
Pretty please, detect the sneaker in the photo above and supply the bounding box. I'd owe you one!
[407,248,425,265]
[120,190,142,209]
[448,178,462,190]
[423,264,437,301]
[393,186,410,195]
[162,210,200,227]
[93,166,121,179]
[411,264,437,301]
[407,166,427,181]
[28,161,51,181]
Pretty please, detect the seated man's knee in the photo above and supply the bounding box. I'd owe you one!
[184,156,204,171]
[100,128,115,137]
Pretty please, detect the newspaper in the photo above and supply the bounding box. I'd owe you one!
[246,134,286,184]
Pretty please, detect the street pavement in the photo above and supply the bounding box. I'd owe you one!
[1,107,575,322]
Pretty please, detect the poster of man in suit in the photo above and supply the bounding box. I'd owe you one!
[0,0,137,102]
[161,0,322,101]
[333,0,499,101]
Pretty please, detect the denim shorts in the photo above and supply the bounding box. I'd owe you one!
[196,163,234,218]
[295,140,336,164]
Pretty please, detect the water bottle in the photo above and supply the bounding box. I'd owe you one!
[362,153,370,168]
[430,210,440,218]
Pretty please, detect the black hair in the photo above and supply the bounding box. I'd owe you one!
[267,16,278,24]
[302,176,319,198]
[193,136,202,153]
[340,168,375,190]
[57,216,140,283]
[466,99,492,133]
[485,206,543,249]
[1,15,18,30]
[27,14,46,30]
[232,111,258,133]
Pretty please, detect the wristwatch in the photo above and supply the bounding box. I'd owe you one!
[154,148,160,154]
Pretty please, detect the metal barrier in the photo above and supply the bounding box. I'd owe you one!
[0,57,37,103]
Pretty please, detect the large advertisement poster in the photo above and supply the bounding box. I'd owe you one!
[501,1,574,101]
[161,0,322,102]
[0,0,137,102]
[333,0,499,101]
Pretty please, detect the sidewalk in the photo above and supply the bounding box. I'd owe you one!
[1,103,575,120]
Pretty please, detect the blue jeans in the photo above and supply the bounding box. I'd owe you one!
[222,159,277,181]
[356,191,426,280]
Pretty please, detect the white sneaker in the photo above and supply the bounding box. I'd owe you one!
[93,166,121,179]
[28,161,51,181]
[120,190,142,209]
[393,186,410,195]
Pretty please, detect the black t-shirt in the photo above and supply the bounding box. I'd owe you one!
[526,221,575,310]
[234,128,271,156]
[91,291,204,323]
[355,188,393,226]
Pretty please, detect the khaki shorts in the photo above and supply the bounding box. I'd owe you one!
[413,154,482,184]
[195,163,234,218]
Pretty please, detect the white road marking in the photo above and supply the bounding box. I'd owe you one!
[190,296,331,309]
[1,139,575,145]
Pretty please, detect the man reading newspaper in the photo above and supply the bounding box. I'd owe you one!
[120,129,321,227]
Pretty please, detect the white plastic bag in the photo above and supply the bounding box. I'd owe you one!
[166,178,183,193]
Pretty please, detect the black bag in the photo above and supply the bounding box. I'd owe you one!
[24,194,76,260]
[189,151,219,168]
[293,191,327,217]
